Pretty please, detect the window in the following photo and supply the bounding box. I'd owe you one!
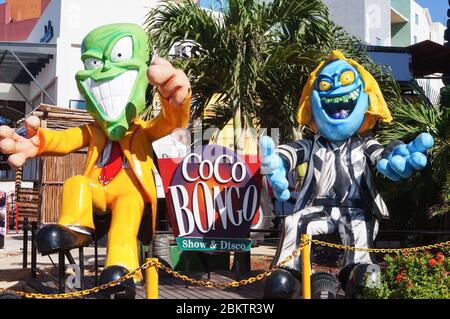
[199,0,228,11]
[414,36,418,44]
[69,100,86,110]
[415,14,419,25]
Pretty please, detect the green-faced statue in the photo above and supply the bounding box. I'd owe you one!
[76,23,150,141]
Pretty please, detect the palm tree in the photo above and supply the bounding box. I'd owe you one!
[146,0,403,143]
[146,0,334,146]
[376,95,450,228]
[146,0,450,230]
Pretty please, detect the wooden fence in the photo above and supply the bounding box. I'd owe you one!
[23,104,94,224]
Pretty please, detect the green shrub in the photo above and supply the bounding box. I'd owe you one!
[440,85,450,108]
[363,248,450,299]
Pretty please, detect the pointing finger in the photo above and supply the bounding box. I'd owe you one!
[7,153,26,169]
[0,125,15,140]
[0,138,16,154]
[147,64,175,87]
[409,152,427,170]
[170,86,190,108]
[377,159,402,182]
[25,116,41,138]
[150,57,173,68]
[159,70,189,97]
[408,133,434,154]
[390,144,409,159]
[390,155,414,178]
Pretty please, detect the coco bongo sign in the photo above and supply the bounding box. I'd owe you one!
[158,145,261,252]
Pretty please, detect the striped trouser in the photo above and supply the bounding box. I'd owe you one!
[273,206,379,271]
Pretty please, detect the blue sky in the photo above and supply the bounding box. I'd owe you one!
[417,0,448,25]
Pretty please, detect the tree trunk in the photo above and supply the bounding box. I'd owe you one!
[233,102,244,154]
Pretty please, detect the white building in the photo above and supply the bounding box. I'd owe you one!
[0,0,159,187]
[323,0,393,46]
[0,0,159,116]
[408,1,446,45]
[324,0,446,103]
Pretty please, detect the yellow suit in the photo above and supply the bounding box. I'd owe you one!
[36,94,191,273]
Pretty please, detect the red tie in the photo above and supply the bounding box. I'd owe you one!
[99,142,123,185]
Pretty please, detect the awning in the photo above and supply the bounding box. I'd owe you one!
[391,7,409,24]
[0,42,55,84]
[367,40,450,80]
[366,45,413,82]
[408,40,450,77]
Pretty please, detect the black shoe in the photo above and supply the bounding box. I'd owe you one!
[311,272,338,299]
[36,224,92,255]
[263,268,301,299]
[98,266,136,299]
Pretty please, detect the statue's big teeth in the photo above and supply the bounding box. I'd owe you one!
[84,70,138,121]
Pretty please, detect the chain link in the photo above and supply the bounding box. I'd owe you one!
[154,240,309,290]
[310,239,450,254]
[1,238,449,299]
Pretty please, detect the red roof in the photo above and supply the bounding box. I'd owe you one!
[0,18,40,41]
[0,0,51,41]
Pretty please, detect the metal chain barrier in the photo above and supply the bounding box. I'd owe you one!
[1,238,449,299]
[309,239,450,254]
[0,241,309,299]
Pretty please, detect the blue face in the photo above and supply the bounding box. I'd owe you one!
[311,60,369,142]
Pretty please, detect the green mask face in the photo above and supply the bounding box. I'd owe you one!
[76,23,150,141]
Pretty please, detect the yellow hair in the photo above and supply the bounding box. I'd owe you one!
[297,50,392,133]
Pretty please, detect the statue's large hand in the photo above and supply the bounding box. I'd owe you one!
[259,136,290,201]
[377,133,434,181]
[147,57,191,108]
[0,116,41,168]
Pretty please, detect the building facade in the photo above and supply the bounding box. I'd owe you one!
[323,0,393,46]
[324,0,446,102]
[0,0,159,186]
[323,0,445,47]
[0,0,159,117]
[391,0,446,46]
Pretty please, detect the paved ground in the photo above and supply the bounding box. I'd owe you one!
[0,232,108,291]
[0,232,277,292]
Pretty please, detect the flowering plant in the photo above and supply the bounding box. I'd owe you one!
[363,247,450,299]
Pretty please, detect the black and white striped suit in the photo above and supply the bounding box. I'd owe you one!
[272,134,398,272]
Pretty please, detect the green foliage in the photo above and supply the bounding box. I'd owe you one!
[363,249,450,299]
[146,0,450,222]
[145,0,399,142]
[377,99,450,224]
[440,85,450,108]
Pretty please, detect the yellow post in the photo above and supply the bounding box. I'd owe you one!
[301,234,311,299]
[146,258,159,299]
